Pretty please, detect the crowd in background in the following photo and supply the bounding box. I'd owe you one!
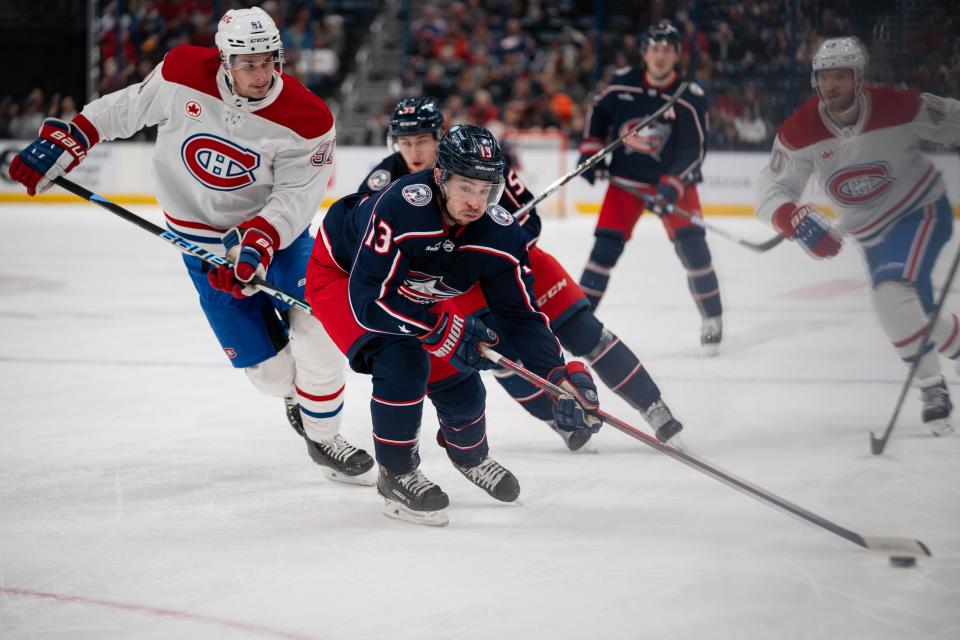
[368,0,959,150]
[1,0,958,151]
[1,0,366,141]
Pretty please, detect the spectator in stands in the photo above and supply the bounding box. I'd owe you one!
[9,89,45,140]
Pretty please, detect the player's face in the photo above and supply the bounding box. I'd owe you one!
[396,133,439,172]
[642,41,679,83]
[230,52,277,99]
[437,171,496,226]
[817,68,857,113]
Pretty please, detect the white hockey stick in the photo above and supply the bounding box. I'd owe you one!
[480,345,931,558]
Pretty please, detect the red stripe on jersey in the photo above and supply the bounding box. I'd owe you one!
[164,212,225,232]
[455,244,520,265]
[849,165,936,238]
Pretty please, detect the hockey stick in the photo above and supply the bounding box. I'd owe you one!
[623,186,784,253]
[480,345,931,557]
[53,177,313,315]
[870,237,960,455]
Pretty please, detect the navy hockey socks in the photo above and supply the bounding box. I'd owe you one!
[674,231,722,319]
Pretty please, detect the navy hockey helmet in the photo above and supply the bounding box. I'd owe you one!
[435,124,505,204]
[642,20,681,51]
[389,98,444,140]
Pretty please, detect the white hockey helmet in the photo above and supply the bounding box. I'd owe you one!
[811,37,868,90]
[215,7,284,74]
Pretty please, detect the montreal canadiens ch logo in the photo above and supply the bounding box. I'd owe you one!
[181,134,260,191]
[826,162,895,206]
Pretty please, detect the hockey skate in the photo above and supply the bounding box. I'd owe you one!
[920,379,954,437]
[284,398,376,485]
[548,420,593,451]
[377,466,450,527]
[453,456,520,502]
[701,316,722,357]
[643,398,684,443]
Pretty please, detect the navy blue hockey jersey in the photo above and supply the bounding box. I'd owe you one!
[581,67,707,186]
[359,152,542,249]
[323,170,563,376]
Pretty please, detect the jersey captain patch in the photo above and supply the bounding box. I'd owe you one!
[826,162,895,206]
[181,133,260,191]
[402,183,432,206]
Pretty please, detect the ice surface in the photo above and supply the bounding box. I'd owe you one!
[1,204,958,639]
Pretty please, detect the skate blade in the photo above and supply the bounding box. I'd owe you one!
[701,343,720,358]
[665,434,688,451]
[927,418,954,437]
[323,467,377,486]
[382,499,449,527]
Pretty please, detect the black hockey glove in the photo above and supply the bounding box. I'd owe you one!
[548,361,602,433]
[421,312,499,373]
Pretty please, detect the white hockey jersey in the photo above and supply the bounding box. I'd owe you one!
[756,87,960,245]
[72,45,335,252]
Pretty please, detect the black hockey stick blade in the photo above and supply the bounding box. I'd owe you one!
[480,345,932,557]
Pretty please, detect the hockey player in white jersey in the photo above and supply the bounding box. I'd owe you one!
[756,37,960,436]
[8,6,375,480]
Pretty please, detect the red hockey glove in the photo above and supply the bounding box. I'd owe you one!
[207,216,280,297]
[771,202,842,259]
[548,361,602,433]
[420,312,499,372]
[9,117,92,195]
[206,263,249,298]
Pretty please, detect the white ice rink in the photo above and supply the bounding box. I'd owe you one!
[1,203,958,639]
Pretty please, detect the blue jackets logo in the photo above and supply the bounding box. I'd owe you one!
[181,133,261,191]
[402,183,432,206]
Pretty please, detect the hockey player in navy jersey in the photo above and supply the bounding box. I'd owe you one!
[8,6,374,482]
[307,124,603,526]
[757,37,960,436]
[357,98,683,453]
[578,21,724,354]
